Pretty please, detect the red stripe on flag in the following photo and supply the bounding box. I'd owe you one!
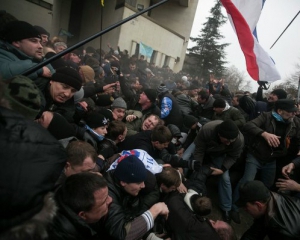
[221,0,259,80]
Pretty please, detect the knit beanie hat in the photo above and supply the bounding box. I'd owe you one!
[114,155,147,183]
[98,108,114,122]
[85,112,108,129]
[156,84,168,94]
[0,21,41,43]
[33,25,50,37]
[217,120,239,140]
[80,65,95,83]
[271,89,287,99]
[143,89,157,103]
[4,75,42,120]
[213,98,226,108]
[111,97,127,109]
[51,67,82,91]
[47,113,75,140]
[183,115,199,129]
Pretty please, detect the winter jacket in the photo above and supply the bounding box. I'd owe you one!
[102,170,160,240]
[164,191,221,240]
[194,120,244,171]
[0,40,55,80]
[196,96,215,121]
[0,107,66,231]
[243,112,300,163]
[212,105,246,129]
[241,192,300,240]
[48,187,101,240]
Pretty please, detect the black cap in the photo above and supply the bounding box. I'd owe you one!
[217,120,239,140]
[235,180,271,207]
[275,99,298,112]
[271,89,287,99]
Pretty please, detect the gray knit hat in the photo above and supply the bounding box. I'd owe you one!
[111,97,127,109]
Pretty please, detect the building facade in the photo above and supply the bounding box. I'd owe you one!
[2,0,198,72]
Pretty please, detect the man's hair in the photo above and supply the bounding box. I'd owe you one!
[233,94,243,102]
[106,120,126,140]
[198,90,209,101]
[190,195,212,216]
[66,141,97,166]
[151,125,172,143]
[145,114,164,126]
[215,221,236,240]
[156,167,181,188]
[61,172,107,214]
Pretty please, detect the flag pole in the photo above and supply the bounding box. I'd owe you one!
[22,0,169,76]
[297,75,300,104]
[270,10,300,49]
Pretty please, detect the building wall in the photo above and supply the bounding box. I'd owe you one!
[147,0,199,71]
[2,0,53,32]
[118,7,184,68]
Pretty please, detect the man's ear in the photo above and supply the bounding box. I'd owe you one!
[78,211,86,220]
[255,201,265,211]
[120,181,126,187]
[64,162,71,174]
[11,41,20,48]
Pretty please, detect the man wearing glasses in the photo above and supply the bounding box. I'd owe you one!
[193,119,244,223]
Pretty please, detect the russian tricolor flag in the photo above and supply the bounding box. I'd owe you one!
[220,0,281,82]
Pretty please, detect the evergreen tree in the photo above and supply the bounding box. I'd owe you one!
[188,0,229,81]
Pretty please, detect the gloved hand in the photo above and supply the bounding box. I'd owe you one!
[115,68,121,76]
[188,160,201,171]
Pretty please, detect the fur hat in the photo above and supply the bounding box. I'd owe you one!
[111,97,127,109]
[4,75,42,120]
[143,89,157,103]
[217,120,239,140]
[85,112,108,129]
[114,155,147,183]
[51,67,82,91]
[271,89,287,99]
[0,21,41,43]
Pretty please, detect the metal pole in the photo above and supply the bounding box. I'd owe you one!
[22,0,169,76]
[270,10,300,49]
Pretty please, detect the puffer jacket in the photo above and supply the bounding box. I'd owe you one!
[0,107,66,231]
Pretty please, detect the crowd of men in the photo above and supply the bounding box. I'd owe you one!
[1,16,300,240]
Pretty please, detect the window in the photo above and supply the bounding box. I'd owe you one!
[26,0,52,10]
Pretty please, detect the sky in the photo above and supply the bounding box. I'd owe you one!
[188,0,300,92]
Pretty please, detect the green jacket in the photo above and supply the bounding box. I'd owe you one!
[0,40,54,80]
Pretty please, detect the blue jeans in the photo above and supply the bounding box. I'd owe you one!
[182,142,196,177]
[232,153,276,211]
[211,155,232,212]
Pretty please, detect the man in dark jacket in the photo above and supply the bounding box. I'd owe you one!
[39,66,83,122]
[196,90,215,124]
[193,120,244,222]
[102,155,169,239]
[231,99,300,223]
[236,180,300,240]
[0,79,66,238]
[48,172,112,240]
